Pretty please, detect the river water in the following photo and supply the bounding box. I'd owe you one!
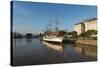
[12,38,97,66]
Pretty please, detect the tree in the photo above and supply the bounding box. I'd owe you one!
[25,33,33,38]
[80,32,86,37]
[13,32,23,38]
[80,30,97,37]
[67,31,77,37]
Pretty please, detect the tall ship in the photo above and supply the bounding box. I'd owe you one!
[43,14,66,43]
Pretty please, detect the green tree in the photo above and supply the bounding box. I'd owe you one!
[80,30,97,37]
[25,33,33,38]
[67,31,77,37]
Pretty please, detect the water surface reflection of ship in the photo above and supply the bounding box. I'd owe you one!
[42,41,72,62]
[42,41,63,52]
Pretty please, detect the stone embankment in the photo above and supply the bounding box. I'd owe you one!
[75,39,97,46]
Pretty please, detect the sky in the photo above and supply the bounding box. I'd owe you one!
[12,1,97,34]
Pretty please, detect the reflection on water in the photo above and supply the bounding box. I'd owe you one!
[25,39,33,43]
[13,38,97,66]
[43,41,63,52]
[75,44,97,59]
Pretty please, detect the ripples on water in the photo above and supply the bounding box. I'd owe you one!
[12,38,97,66]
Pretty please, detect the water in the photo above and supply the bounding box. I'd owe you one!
[12,38,97,66]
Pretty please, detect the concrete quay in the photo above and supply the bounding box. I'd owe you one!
[75,39,97,46]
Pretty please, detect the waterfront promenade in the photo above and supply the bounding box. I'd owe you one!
[75,39,97,46]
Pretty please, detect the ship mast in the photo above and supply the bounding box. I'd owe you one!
[55,9,60,31]
[55,14,59,31]
[48,19,52,31]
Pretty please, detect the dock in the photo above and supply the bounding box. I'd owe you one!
[75,39,97,46]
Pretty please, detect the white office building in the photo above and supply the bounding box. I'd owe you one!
[74,18,97,35]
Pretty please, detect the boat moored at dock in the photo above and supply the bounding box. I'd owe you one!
[42,12,67,43]
[43,36,63,43]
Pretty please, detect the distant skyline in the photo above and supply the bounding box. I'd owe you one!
[12,1,97,34]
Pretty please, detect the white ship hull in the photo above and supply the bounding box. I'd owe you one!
[43,36,63,43]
